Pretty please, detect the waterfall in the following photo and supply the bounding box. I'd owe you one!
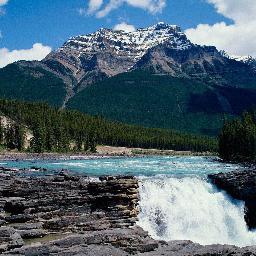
[137,176,256,246]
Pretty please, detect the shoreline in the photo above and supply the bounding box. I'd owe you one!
[0,146,216,161]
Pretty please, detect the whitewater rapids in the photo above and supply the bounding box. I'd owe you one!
[137,176,256,246]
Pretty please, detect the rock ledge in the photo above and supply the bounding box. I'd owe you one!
[209,169,256,229]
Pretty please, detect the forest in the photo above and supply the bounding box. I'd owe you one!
[219,112,256,162]
[0,99,217,153]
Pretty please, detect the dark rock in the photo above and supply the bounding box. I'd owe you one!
[0,227,24,253]
[5,214,34,223]
[4,197,28,214]
[141,240,256,256]
[209,169,256,229]
[9,223,47,239]
[17,229,47,239]
[5,235,256,256]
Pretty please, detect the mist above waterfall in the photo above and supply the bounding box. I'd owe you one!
[137,177,256,246]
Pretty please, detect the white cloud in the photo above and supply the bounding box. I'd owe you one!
[185,0,256,57]
[207,0,256,24]
[0,0,8,15]
[87,0,166,18]
[0,43,52,68]
[0,0,8,6]
[78,8,87,16]
[114,22,135,32]
[87,0,104,14]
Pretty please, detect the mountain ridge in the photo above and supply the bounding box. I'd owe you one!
[43,22,256,94]
[43,22,196,97]
[1,22,256,135]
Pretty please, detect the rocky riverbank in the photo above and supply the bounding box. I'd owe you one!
[0,167,256,255]
[0,146,214,161]
[209,169,256,229]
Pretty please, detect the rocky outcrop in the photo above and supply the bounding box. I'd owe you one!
[0,227,24,253]
[1,167,256,255]
[5,234,256,256]
[0,168,140,253]
[209,169,256,229]
[0,169,139,231]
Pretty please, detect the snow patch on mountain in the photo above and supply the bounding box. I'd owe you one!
[229,54,256,71]
[219,51,256,71]
[59,22,193,61]
[230,55,256,63]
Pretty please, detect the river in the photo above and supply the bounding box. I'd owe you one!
[1,156,255,246]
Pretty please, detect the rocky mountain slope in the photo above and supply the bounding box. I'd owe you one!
[0,23,256,135]
[44,22,256,91]
[230,55,256,72]
[46,23,191,81]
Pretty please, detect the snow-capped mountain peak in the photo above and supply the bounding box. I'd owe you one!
[148,22,181,32]
[45,23,238,92]
[226,54,256,71]
[230,55,255,63]
[59,22,193,61]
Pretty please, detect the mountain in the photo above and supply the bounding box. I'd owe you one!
[229,55,256,72]
[0,22,256,135]
[45,22,256,89]
[45,23,193,88]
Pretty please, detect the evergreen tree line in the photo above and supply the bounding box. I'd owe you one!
[0,117,25,151]
[0,99,217,153]
[219,112,256,162]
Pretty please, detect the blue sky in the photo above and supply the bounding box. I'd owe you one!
[0,0,256,68]
[0,0,231,50]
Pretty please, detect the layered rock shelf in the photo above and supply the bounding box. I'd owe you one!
[209,169,256,229]
[1,167,256,255]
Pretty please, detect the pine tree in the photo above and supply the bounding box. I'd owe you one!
[15,124,25,151]
[89,137,97,153]
[30,125,46,153]
[5,123,16,150]
[0,117,3,145]
[219,112,256,162]
[83,135,90,152]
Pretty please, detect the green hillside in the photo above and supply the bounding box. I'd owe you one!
[0,99,217,153]
[0,63,66,107]
[67,71,256,136]
[1,63,256,137]
[219,112,256,162]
